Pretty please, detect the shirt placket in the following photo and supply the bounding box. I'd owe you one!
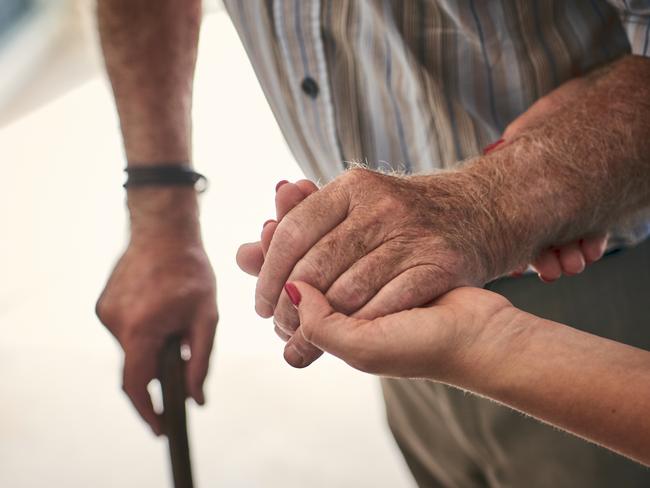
[273,0,343,182]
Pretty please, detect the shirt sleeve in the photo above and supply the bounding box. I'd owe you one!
[606,1,650,57]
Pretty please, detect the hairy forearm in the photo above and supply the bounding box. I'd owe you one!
[454,309,650,466]
[97,0,202,164]
[98,0,203,237]
[461,55,650,276]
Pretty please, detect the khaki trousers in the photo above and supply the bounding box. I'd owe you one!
[382,238,650,488]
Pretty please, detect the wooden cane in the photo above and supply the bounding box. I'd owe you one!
[160,336,194,488]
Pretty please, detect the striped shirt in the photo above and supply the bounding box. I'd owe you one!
[223,0,650,245]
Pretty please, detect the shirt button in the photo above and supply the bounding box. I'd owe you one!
[301,76,319,99]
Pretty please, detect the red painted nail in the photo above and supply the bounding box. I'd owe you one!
[275,180,289,192]
[284,282,302,306]
[263,219,276,228]
[482,138,505,155]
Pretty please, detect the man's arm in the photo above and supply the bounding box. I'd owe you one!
[255,55,650,368]
[460,55,650,277]
[95,0,217,435]
[289,282,650,466]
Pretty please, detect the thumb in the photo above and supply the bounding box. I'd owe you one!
[284,281,365,361]
[236,242,264,276]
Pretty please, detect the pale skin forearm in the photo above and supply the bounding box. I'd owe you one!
[457,308,650,466]
[451,55,650,278]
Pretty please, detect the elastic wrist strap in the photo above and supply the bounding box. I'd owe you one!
[123,164,208,192]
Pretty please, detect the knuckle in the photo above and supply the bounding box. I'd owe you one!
[95,296,112,323]
[328,281,367,315]
[274,216,301,243]
[295,257,329,289]
[339,167,379,191]
[204,309,219,326]
[342,166,365,182]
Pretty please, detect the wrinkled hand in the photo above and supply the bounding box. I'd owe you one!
[96,236,217,435]
[285,281,515,381]
[244,168,548,370]
[238,179,606,369]
[238,68,614,369]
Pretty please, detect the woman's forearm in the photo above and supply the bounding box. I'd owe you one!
[458,308,650,465]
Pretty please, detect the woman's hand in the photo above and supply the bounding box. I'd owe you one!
[283,281,516,382]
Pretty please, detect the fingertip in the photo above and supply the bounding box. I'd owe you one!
[275,181,309,221]
[185,375,205,406]
[284,343,305,368]
[581,234,608,264]
[261,220,278,256]
[275,180,289,192]
[558,244,586,276]
[194,390,206,406]
[295,179,319,196]
[236,242,265,276]
[283,337,323,368]
[532,249,562,282]
[538,273,557,284]
[255,298,274,318]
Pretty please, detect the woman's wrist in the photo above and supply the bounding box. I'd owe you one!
[443,303,536,391]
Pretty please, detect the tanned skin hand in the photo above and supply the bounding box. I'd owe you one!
[95,0,216,436]
[253,55,650,369]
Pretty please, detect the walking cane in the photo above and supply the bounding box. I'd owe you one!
[160,336,194,488]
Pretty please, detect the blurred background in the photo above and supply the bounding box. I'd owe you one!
[0,1,415,486]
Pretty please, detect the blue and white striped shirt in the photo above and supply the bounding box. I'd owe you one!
[224,0,650,245]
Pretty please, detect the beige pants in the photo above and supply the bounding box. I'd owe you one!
[382,239,650,488]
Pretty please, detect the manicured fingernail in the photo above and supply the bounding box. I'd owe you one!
[275,180,289,192]
[482,138,505,155]
[284,282,301,306]
[284,344,304,367]
[263,219,276,228]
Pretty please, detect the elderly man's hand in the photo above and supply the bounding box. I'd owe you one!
[96,189,217,435]
[254,168,573,369]
[238,178,606,368]
[255,168,497,372]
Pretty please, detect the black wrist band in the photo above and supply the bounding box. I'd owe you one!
[123,164,208,193]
